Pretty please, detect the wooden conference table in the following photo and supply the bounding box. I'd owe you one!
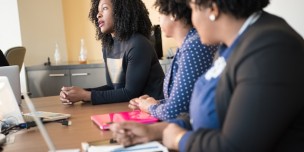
[3,96,130,152]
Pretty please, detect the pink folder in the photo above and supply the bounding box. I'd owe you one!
[91,110,159,130]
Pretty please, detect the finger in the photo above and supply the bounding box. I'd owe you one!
[60,97,69,102]
[60,91,67,98]
[60,98,72,104]
[121,136,133,147]
[146,97,155,101]
[61,86,72,91]
[109,123,119,132]
[131,137,148,145]
[114,130,131,142]
[134,98,143,103]
[110,122,138,133]
[118,122,141,131]
[111,131,119,141]
[128,104,139,110]
[61,86,68,91]
[139,95,149,99]
[114,131,134,147]
[109,123,126,134]
[129,99,138,106]
[111,126,124,142]
[62,102,73,105]
[129,98,136,103]
[61,90,69,96]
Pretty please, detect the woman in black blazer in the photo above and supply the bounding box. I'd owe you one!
[0,50,9,66]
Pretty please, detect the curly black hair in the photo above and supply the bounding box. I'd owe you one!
[188,0,269,19]
[154,0,192,26]
[89,0,152,49]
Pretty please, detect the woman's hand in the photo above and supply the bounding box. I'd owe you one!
[163,123,187,150]
[128,95,150,110]
[59,86,91,104]
[136,97,159,113]
[110,122,152,146]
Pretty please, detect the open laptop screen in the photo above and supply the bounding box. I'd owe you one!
[0,65,22,105]
[0,76,24,124]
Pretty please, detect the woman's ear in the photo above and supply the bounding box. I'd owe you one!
[208,2,220,21]
[170,15,176,21]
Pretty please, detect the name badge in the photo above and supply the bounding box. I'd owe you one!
[204,57,226,81]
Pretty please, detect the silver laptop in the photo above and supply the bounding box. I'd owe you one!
[0,76,24,125]
[0,76,78,152]
[0,65,22,105]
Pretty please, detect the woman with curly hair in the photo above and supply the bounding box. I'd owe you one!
[59,0,164,105]
[128,0,217,120]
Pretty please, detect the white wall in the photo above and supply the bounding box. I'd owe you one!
[0,0,25,92]
[265,0,304,37]
[0,0,22,52]
[143,0,304,57]
[143,0,177,58]
[17,0,68,93]
[18,0,67,66]
[1,0,68,93]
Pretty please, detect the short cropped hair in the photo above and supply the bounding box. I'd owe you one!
[154,0,192,26]
[188,0,270,19]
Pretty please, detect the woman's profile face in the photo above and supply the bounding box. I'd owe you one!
[97,0,114,34]
[159,14,175,38]
[189,1,214,45]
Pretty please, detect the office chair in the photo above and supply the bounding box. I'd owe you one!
[0,50,9,66]
[5,46,26,72]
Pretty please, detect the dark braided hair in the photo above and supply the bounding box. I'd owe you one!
[187,0,269,19]
[89,0,152,49]
[154,0,192,26]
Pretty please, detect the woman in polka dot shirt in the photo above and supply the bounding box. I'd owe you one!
[128,0,217,120]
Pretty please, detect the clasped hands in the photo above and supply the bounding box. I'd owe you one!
[128,95,159,113]
[59,86,91,105]
[119,95,186,150]
[110,122,187,150]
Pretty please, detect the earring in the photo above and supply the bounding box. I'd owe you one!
[209,14,216,21]
[170,17,175,21]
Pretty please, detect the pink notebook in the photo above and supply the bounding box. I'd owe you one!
[91,110,159,130]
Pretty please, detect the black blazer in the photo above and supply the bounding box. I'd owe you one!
[0,50,9,66]
[186,12,304,152]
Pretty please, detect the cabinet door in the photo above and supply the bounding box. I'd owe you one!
[70,68,106,89]
[27,70,70,97]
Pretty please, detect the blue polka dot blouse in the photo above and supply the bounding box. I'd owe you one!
[148,28,217,120]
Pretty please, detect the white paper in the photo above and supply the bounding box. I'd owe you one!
[87,141,168,152]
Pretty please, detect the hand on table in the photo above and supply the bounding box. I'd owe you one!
[163,123,187,150]
[128,95,160,113]
[128,95,149,110]
[59,86,90,105]
[109,122,152,147]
